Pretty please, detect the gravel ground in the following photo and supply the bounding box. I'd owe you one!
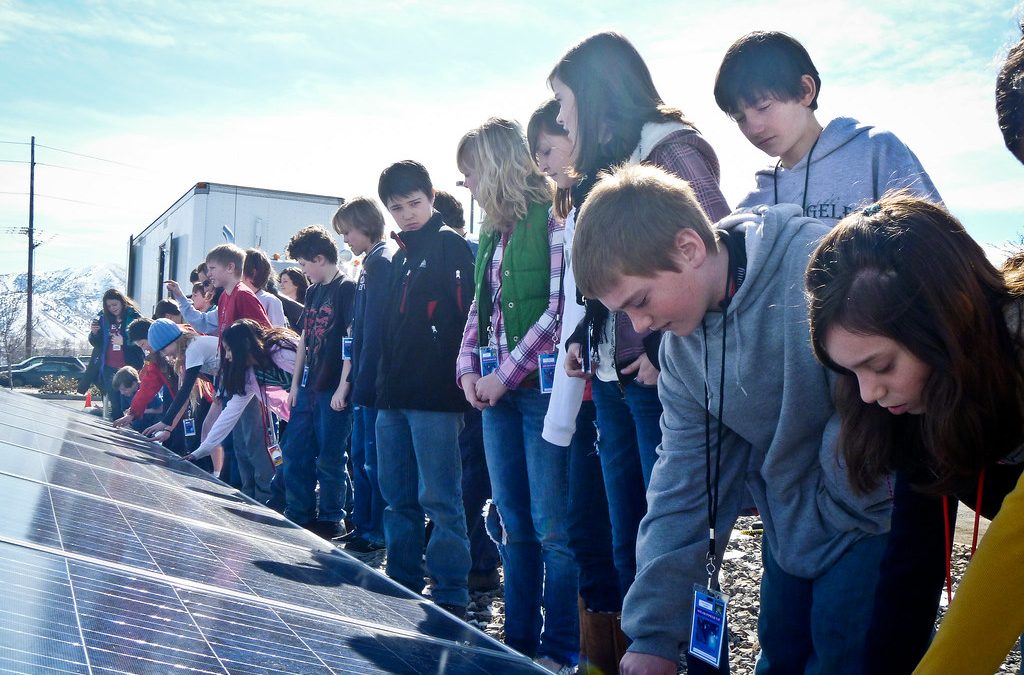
[345,517,1020,674]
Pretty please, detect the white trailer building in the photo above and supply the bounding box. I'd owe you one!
[127,182,343,315]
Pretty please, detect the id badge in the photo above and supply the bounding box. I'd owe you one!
[479,346,498,377]
[267,443,283,467]
[182,418,197,437]
[688,584,729,668]
[301,365,309,388]
[538,352,556,394]
[112,343,122,351]
[342,337,353,360]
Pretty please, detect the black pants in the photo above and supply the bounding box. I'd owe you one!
[863,464,1023,674]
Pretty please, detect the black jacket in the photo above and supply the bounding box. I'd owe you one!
[376,213,475,412]
[350,241,393,408]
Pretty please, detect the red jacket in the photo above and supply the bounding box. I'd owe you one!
[217,282,271,341]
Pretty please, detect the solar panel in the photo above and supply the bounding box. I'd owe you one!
[0,389,542,674]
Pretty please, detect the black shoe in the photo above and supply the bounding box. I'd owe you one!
[344,536,386,553]
[438,602,468,620]
[303,520,346,540]
[468,569,501,593]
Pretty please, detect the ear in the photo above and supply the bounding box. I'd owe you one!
[673,229,709,269]
[799,74,817,108]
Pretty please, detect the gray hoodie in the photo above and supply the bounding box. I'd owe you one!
[623,204,892,661]
[737,117,941,225]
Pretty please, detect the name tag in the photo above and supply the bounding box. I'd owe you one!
[688,585,729,668]
[182,418,197,437]
[538,352,556,394]
[342,337,353,360]
[479,346,498,377]
[301,365,309,388]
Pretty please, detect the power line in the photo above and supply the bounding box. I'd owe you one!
[0,141,30,146]
[0,191,102,206]
[35,143,149,171]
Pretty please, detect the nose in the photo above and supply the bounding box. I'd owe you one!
[858,375,884,405]
[626,309,652,333]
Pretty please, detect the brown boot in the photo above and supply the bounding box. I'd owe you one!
[578,596,629,675]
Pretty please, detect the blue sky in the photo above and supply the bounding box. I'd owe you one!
[1,0,1021,274]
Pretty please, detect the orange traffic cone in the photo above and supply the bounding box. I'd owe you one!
[84,390,92,408]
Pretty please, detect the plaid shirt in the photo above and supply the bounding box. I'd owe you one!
[647,129,732,222]
[457,211,564,389]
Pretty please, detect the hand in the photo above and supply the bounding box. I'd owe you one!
[143,421,170,437]
[90,321,100,335]
[460,373,485,411]
[182,452,196,462]
[111,333,123,347]
[474,373,507,407]
[288,386,299,409]
[622,353,660,386]
[565,342,592,379]
[164,280,182,298]
[150,429,171,443]
[330,383,349,411]
[618,652,676,675]
[112,412,133,428]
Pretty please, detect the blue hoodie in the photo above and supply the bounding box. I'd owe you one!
[623,204,892,661]
[737,117,941,225]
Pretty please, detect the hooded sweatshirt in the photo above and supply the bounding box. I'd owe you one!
[542,121,731,447]
[737,117,941,225]
[623,203,892,661]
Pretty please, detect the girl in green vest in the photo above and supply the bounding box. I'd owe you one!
[456,118,576,673]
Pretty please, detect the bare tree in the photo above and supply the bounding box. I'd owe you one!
[0,291,27,388]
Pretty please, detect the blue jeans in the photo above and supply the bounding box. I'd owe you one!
[756,533,888,675]
[283,386,352,524]
[460,408,499,574]
[483,388,578,664]
[350,405,385,544]
[376,408,470,606]
[591,378,662,601]
[567,400,620,613]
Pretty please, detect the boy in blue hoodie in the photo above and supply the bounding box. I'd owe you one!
[714,31,941,223]
[572,163,891,675]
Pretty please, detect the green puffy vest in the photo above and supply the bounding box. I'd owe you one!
[474,201,552,352]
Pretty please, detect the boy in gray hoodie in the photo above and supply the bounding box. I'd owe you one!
[714,31,941,223]
[572,163,891,675]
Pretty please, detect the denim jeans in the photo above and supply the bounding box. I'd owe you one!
[283,386,352,524]
[567,400,620,613]
[756,533,888,675]
[350,405,385,544]
[376,408,470,607]
[591,378,662,601]
[483,388,578,664]
[460,407,499,574]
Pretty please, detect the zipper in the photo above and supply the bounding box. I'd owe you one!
[399,269,412,314]
[455,269,463,313]
[431,325,439,344]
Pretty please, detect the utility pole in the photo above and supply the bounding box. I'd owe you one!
[26,136,34,358]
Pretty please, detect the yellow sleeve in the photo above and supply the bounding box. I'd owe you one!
[914,471,1024,675]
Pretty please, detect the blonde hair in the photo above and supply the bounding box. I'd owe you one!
[457,118,554,231]
[574,163,717,299]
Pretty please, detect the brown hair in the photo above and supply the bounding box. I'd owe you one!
[286,225,338,265]
[101,288,140,323]
[573,163,717,299]
[112,366,140,390]
[243,248,273,289]
[332,198,385,242]
[806,193,1024,493]
[277,268,308,303]
[206,244,245,273]
[527,98,574,220]
[549,31,691,178]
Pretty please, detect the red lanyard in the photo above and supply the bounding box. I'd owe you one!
[941,468,986,603]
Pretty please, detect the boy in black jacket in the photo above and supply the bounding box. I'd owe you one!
[375,161,475,618]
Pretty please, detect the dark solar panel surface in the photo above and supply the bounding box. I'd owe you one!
[0,390,540,674]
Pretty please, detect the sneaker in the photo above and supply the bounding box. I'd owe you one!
[534,657,574,674]
[437,602,468,621]
[344,536,386,553]
[468,568,501,593]
[303,520,346,540]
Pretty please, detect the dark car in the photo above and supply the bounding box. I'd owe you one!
[0,360,87,388]
[0,355,87,371]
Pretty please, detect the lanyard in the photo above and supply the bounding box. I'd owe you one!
[773,133,821,213]
[701,269,734,586]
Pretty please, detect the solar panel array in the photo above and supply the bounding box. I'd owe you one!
[0,389,542,674]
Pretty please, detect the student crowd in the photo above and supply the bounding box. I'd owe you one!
[79,27,1024,675]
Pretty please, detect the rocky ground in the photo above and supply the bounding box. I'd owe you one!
[345,516,1021,674]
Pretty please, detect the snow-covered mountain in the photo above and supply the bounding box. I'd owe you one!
[0,263,126,350]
